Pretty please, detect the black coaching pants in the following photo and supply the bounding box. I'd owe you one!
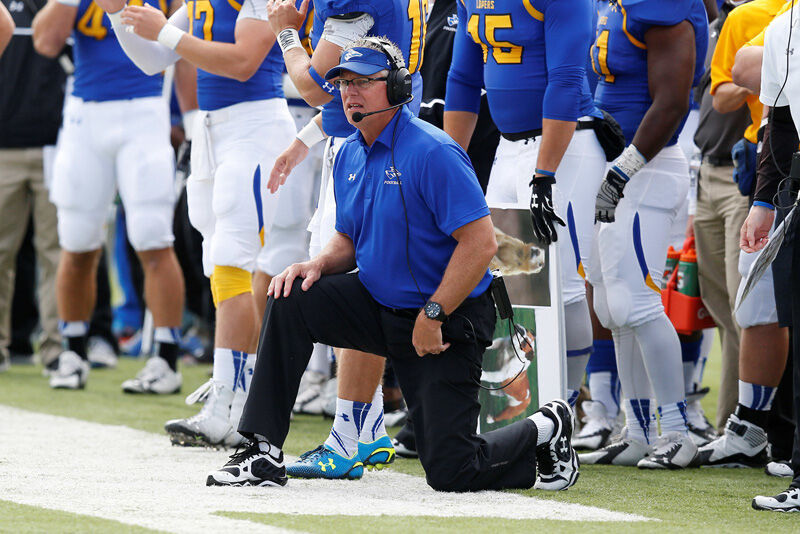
[239,272,539,492]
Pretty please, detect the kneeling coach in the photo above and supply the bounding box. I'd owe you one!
[207,37,578,493]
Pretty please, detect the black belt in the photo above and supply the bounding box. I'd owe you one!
[703,155,733,167]
[381,305,419,320]
[501,120,595,142]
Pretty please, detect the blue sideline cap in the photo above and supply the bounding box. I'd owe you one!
[324,47,392,80]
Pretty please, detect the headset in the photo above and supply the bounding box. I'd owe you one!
[350,38,414,123]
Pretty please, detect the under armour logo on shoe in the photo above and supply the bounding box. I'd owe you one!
[318,458,336,472]
[559,436,569,455]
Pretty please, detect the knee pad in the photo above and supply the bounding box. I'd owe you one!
[125,203,174,251]
[211,265,253,307]
[57,208,106,253]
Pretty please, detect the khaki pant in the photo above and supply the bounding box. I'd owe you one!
[0,148,61,366]
[693,162,750,430]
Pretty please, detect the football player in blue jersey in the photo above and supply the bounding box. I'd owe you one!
[250,0,428,479]
[93,0,297,447]
[579,0,708,469]
[32,0,186,394]
[443,0,607,419]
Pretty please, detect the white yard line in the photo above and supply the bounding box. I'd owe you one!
[0,405,651,533]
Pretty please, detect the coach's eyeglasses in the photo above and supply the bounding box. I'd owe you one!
[333,76,388,90]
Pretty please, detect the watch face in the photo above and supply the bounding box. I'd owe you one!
[425,302,442,318]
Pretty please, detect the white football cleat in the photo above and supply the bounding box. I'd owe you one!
[572,400,615,450]
[637,431,698,469]
[292,370,327,414]
[692,414,767,468]
[752,487,800,512]
[579,427,652,466]
[48,351,89,390]
[87,336,118,369]
[165,379,237,447]
[685,400,718,446]
[121,356,181,394]
[207,441,287,487]
[533,400,579,491]
[766,461,793,478]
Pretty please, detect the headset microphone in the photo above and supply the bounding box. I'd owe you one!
[351,95,414,123]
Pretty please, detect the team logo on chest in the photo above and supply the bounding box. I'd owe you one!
[384,166,401,185]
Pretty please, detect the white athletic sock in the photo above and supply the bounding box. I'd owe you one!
[632,315,684,406]
[658,402,689,435]
[739,380,777,411]
[359,384,387,443]
[245,353,256,392]
[565,300,593,405]
[212,348,247,391]
[529,411,554,445]
[692,328,715,389]
[623,399,656,444]
[154,326,180,344]
[307,344,332,377]
[324,398,365,458]
[254,434,281,459]
[588,371,621,418]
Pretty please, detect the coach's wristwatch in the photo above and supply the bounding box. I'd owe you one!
[423,301,447,322]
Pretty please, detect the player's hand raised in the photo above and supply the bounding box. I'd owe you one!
[594,168,628,223]
[121,4,168,41]
[528,175,565,245]
[266,0,308,34]
[268,138,309,193]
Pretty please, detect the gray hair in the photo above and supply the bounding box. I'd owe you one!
[344,36,406,69]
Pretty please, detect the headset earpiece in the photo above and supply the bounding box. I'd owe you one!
[371,38,413,106]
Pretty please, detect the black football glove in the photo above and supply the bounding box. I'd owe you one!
[529,175,565,245]
[594,168,628,223]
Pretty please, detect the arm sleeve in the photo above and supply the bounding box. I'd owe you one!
[709,9,741,95]
[444,0,483,114]
[238,0,268,21]
[108,6,188,76]
[760,21,790,107]
[541,0,592,121]
[753,106,798,206]
[418,142,490,236]
[320,13,374,48]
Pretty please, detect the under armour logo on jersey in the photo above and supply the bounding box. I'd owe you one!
[343,49,363,61]
[322,81,336,94]
[318,458,336,472]
[347,173,356,182]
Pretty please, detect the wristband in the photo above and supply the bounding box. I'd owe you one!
[753,200,775,210]
[182,109,199,141]
[309,65,339,96]
[296,119,327,148]
[57,0,81,6]
[157,24,185,50]
[277,28,303,54]
[610,144,648,182]
[534,168,556,178]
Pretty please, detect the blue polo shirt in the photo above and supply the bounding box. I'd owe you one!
[333,107,493,309]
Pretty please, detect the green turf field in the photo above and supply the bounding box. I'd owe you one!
[1,340,798,533]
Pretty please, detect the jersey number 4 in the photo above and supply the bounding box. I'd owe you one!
[591,29,615,83]
[467,14,522,65]
[77,0,144,40]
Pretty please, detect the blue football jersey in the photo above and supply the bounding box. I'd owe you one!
[72,0,166,101]
[310,0,427,137]
[188,0,286,111]
[446,0,600,135]
[591,0,708,145]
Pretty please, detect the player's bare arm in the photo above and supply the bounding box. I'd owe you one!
[732,45,764,95]
[534,119,577,175]
[443,110,478,152]
[268,113,325,193]
[31,0,78,58]
[121,5,275,82]
[0,3,14,57]
[268,0,347,106]
[633,22,696,160]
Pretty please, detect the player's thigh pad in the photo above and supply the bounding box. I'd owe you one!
[486,136,536,206]
[50,98,116,252]
[593,146,689,329]
[116,107,176,251]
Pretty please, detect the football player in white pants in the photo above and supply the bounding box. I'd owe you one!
[97,0,296,447]
[33,0,185,393]
[581,0,708,469]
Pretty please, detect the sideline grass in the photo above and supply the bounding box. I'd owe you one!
[2,341,798,533]
[0,500,160,534]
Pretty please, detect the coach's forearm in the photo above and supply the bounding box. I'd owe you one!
[315,232,357,275]
[430,216,497,314]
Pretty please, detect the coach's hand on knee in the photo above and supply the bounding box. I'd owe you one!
[412,313,450,357]
[268,260,321,298]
